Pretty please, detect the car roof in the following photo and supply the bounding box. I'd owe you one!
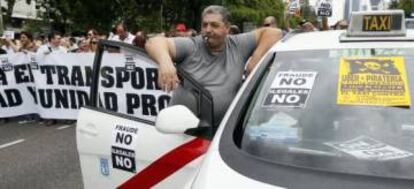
[274,29,414,52]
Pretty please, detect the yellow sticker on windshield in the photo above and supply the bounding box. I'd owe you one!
[337,57,411,107]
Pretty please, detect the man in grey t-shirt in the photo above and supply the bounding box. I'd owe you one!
[146,5,282,126]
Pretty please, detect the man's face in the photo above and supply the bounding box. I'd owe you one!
[301,22,315,32]
[263,18,276,28]
[336,21,348,30]
[79,40,90,51]
[20,34,29,44]
[51,35,61,47]
[201,13,229,50]
[116,26,127,39]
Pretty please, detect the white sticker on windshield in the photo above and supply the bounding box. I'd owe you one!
[247,112,300,144]
[325,136,413,161]
[263,71,318,108]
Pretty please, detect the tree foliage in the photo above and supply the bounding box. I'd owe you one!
[225,0,285,28]
[397,0,414,17]
[18,0,287,34]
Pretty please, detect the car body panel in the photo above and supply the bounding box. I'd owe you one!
[77,107,204,188]
[277,30,414,52]
[192,150,284,189]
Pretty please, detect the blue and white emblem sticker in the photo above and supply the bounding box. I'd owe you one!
[100,158,110,176]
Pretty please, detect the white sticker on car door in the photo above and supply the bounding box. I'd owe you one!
[111,124,139,173]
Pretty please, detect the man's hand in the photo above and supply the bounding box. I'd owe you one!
[146,36,178,93]
[158,62,179,92]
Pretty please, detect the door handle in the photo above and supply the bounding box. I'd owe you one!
[78,123,98,136]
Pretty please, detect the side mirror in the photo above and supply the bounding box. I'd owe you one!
[155,105,200,134]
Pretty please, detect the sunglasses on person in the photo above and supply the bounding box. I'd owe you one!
[263,23,271,27]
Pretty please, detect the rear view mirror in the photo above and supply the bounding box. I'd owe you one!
[155,105,200,134]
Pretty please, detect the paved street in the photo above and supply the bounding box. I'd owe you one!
[0,120,83,189]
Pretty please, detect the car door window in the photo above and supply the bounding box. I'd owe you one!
[89,40,214,129]
[88,41,170,122]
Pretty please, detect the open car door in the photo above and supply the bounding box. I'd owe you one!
[76,41,214,188]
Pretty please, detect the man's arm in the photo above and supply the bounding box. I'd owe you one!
[245,28,282,75]
[5,38,19,52]
[145,36,178,92]
[321,17,330,31]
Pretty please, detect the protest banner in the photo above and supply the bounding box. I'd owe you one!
[0,52,171,121]
[31,53,94,119]
[97,52,171,122]
[0,54,37,117]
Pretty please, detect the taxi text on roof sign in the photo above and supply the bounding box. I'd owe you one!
[363,15,391,31]
[347,10,406,37]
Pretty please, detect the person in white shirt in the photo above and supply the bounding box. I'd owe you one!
[1,38,16,54]
[109,23,135,44]
[37,31,67,55]
[1,44,14,54]
[36,31,67,126]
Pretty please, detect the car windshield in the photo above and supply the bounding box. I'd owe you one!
[241,48,414,180]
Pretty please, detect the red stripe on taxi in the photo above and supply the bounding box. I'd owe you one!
[118,137,210,189]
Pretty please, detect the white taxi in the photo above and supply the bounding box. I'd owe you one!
[77,10,414,188]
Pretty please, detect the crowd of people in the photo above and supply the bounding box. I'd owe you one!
[0,6,349,126]
[0,14,347,57]
[0,27,125,55]
[0,21,204,57]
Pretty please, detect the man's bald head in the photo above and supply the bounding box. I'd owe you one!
[263,16,277,28]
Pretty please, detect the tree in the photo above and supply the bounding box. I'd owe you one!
[4,0,15,26]
[388,0,399,9]
[397,0,414,17]
[299,0,317,25]
[224,0,285,30]
[17,0,285,35]
[161,0,221,32]
[49,0,121,34]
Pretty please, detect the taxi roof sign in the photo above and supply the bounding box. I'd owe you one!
[347,10,406,37]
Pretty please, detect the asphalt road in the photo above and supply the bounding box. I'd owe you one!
[0,120,83,189]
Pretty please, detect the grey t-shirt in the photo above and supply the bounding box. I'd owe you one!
[172,32,256,126]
